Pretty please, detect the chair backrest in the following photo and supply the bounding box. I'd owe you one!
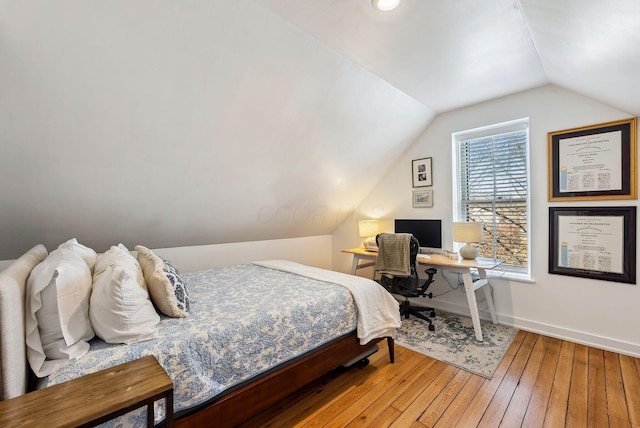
[375,233,420,295]
[408,236,419,270]
[375,233,420,272]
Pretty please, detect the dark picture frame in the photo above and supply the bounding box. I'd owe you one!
[548,117,637,201]
[549,206,636,284]
[412,157,432,188]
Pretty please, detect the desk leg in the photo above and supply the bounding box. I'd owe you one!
[478,269,498,324]
[350,255,360,275]
[349,254,376,279]
[462,272,484,342]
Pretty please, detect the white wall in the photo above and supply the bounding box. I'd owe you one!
[0,235,332,273]
[0,0,431,260]
[333,85,640,356]
[151,235,332,273]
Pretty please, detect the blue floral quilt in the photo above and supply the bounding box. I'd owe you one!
[41,263,358,426]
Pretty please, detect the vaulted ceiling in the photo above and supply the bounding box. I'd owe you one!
[256,0,640,116]
[0,0,638,258]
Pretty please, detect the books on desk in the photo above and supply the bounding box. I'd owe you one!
[363,243,378,252]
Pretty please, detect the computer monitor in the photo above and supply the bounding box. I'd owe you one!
[394,219,443,253]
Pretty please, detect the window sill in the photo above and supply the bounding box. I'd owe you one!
[487,270,535,284]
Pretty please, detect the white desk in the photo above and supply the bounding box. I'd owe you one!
[342,248,503,341]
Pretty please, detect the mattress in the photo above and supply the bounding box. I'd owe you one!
[40,263,358,426]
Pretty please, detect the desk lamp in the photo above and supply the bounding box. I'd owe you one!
[359,220,379,251]
[453,222,484,259]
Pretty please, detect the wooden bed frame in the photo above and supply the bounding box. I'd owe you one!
[0,245,396,427]
[175,334,394,428]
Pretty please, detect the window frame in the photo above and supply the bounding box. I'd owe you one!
[452,118,532,279]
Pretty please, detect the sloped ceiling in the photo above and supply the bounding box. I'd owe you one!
[521,0,640,116]
[255,0,640,116]
[0,0,638,258]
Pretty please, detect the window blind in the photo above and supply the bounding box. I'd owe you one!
[455,121,529,271]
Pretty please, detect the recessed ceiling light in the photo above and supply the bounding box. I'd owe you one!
[372,0,402,12]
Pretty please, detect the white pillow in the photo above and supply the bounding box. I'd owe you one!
[58,238,97,269]
[90,244,160,344]
[25,239,96,378]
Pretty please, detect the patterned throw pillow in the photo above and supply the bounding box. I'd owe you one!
[135,245,190,318]
[161,258,190,312]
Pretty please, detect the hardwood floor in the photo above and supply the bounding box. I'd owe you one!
[246,331,640,427]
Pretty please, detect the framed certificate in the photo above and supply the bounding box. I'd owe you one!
[548,118,637,201]
[549,206,636,284]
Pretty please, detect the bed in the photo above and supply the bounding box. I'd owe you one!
[0,244,400,427]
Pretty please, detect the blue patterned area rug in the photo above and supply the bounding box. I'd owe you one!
[395,311,518,379]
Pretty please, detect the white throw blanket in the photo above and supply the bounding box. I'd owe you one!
[253,260,401,344]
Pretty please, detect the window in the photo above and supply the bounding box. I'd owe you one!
[453,118,530,275]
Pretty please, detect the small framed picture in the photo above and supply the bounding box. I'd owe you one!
[412,157,432,187]
[413,189,433,208]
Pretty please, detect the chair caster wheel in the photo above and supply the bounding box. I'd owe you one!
[355,358,370,369]
[427,292,433,299]
[429,324,435,332]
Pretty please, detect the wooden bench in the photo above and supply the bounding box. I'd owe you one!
[0,355,173,427]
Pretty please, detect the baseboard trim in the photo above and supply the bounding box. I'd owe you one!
[414,299,640,358]
[503,316,640,358]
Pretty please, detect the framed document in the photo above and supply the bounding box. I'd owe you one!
[548,118,637,201]
[549,206,636,284]
[412,157,432,187]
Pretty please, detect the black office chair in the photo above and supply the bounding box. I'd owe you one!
[375,233,437,331]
